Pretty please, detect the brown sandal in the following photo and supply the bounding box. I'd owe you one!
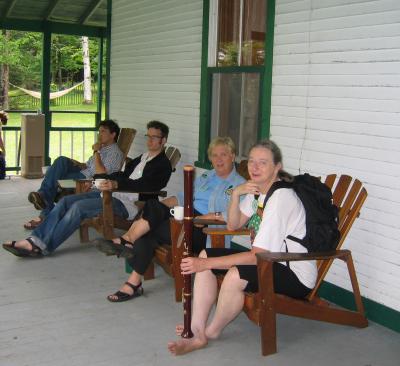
[23,218,43,230]
[2,238,42,258]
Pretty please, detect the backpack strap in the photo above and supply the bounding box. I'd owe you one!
[262,180,293,210]
[262,180,295,267]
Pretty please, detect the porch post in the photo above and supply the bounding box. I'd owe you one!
[96,36,104,126]
[41,25,51,165]
[105,0,112,119]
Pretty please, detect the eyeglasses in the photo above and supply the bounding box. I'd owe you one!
[145,134,163,140]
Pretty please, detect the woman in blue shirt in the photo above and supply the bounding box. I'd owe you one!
[95,137,245,302]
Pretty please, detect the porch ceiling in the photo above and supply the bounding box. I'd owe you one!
[0,0,107,28]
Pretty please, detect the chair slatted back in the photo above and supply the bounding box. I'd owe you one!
[237,160,250,180]
[309,174,367,300]
[117,128,136,166]
[165,146,181,171]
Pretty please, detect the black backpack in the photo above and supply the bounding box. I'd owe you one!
[263,173,340,252]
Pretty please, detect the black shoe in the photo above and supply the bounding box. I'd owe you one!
[28,192,47,210]
[107,282,143,302]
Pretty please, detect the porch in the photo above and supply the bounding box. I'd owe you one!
[0,176,399,366]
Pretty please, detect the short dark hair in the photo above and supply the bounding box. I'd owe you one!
[99,119,120,141]
[147,120,169,139]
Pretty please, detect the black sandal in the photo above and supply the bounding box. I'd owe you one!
[107,282,143,303]
[2,238,42,258]
[93,236,134,257]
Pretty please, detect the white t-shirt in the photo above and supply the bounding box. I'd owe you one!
[240,189,317,289]
[112,152,154,220]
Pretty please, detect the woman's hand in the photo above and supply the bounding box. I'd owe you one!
[233,180,261,197]
[180,257,208,274]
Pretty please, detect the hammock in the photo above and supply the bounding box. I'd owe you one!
[9,81,84,100]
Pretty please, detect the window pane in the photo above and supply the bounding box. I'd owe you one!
[217,0,241,66]
[242,0,266,66]
[216,0,266,67]
[210,73,260,158]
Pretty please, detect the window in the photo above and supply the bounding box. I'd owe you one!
[210,72,261,159]
[199,0,270,163]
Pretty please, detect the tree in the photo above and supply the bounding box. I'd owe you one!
[81,36,92,104]
[0,30,11,109]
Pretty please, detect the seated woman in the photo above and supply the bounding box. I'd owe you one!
[167,140,317,356]
[94,136,245,302]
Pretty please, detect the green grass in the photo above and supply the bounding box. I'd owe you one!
[3,103,105,172]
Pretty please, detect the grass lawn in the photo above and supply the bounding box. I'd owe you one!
[3,103,105,172]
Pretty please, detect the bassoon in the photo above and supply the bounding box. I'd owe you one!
[181,165,194,338]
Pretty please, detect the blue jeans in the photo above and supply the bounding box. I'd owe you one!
[39,156,86,217]
[30,190,129,255]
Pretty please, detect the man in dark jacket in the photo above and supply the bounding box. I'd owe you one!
[2,121,172,257]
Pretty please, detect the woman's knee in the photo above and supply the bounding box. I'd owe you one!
[221,267,246,291]
[198,249,208,259]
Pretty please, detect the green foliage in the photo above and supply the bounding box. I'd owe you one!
[1,31,104,89]
[0,31,42,88]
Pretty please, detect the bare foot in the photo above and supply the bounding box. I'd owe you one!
[205,325,222,340]
[167,337,208,356]
[175,324,184,336]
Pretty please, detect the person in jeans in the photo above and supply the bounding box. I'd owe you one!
[24,119,124,229]
[2,121,172,258]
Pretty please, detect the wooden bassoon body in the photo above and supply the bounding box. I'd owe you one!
[181,165,194,338]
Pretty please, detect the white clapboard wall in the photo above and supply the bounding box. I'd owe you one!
[271,0,400,310]
[110,0,203,197]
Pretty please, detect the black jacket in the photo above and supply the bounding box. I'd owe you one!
[95,151,172,200]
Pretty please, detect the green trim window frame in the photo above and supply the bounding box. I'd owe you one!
[197,0,275,168]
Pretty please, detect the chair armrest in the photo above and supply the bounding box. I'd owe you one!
[193,218,227,226]
[203,227,250,236]
[256,249,350,263]
[108,189,167,197]
[57,179,81,189]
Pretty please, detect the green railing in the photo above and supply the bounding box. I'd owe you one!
[2,110,98,173]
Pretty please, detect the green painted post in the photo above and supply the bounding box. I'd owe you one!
[259,0,276,139]
[197,0,210,166]
[105,0,112,119]
[41,27,52,165]
[97,36,104,125]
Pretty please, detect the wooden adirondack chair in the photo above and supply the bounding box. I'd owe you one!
[57,127,137,196]
[79,145,181,242]
[202,174,368,356]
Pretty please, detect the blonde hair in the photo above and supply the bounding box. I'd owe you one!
[207,136,236,159]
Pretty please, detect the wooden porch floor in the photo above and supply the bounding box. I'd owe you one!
[0,176,399,366]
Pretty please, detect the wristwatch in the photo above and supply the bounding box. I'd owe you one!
[215,211,222,217]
